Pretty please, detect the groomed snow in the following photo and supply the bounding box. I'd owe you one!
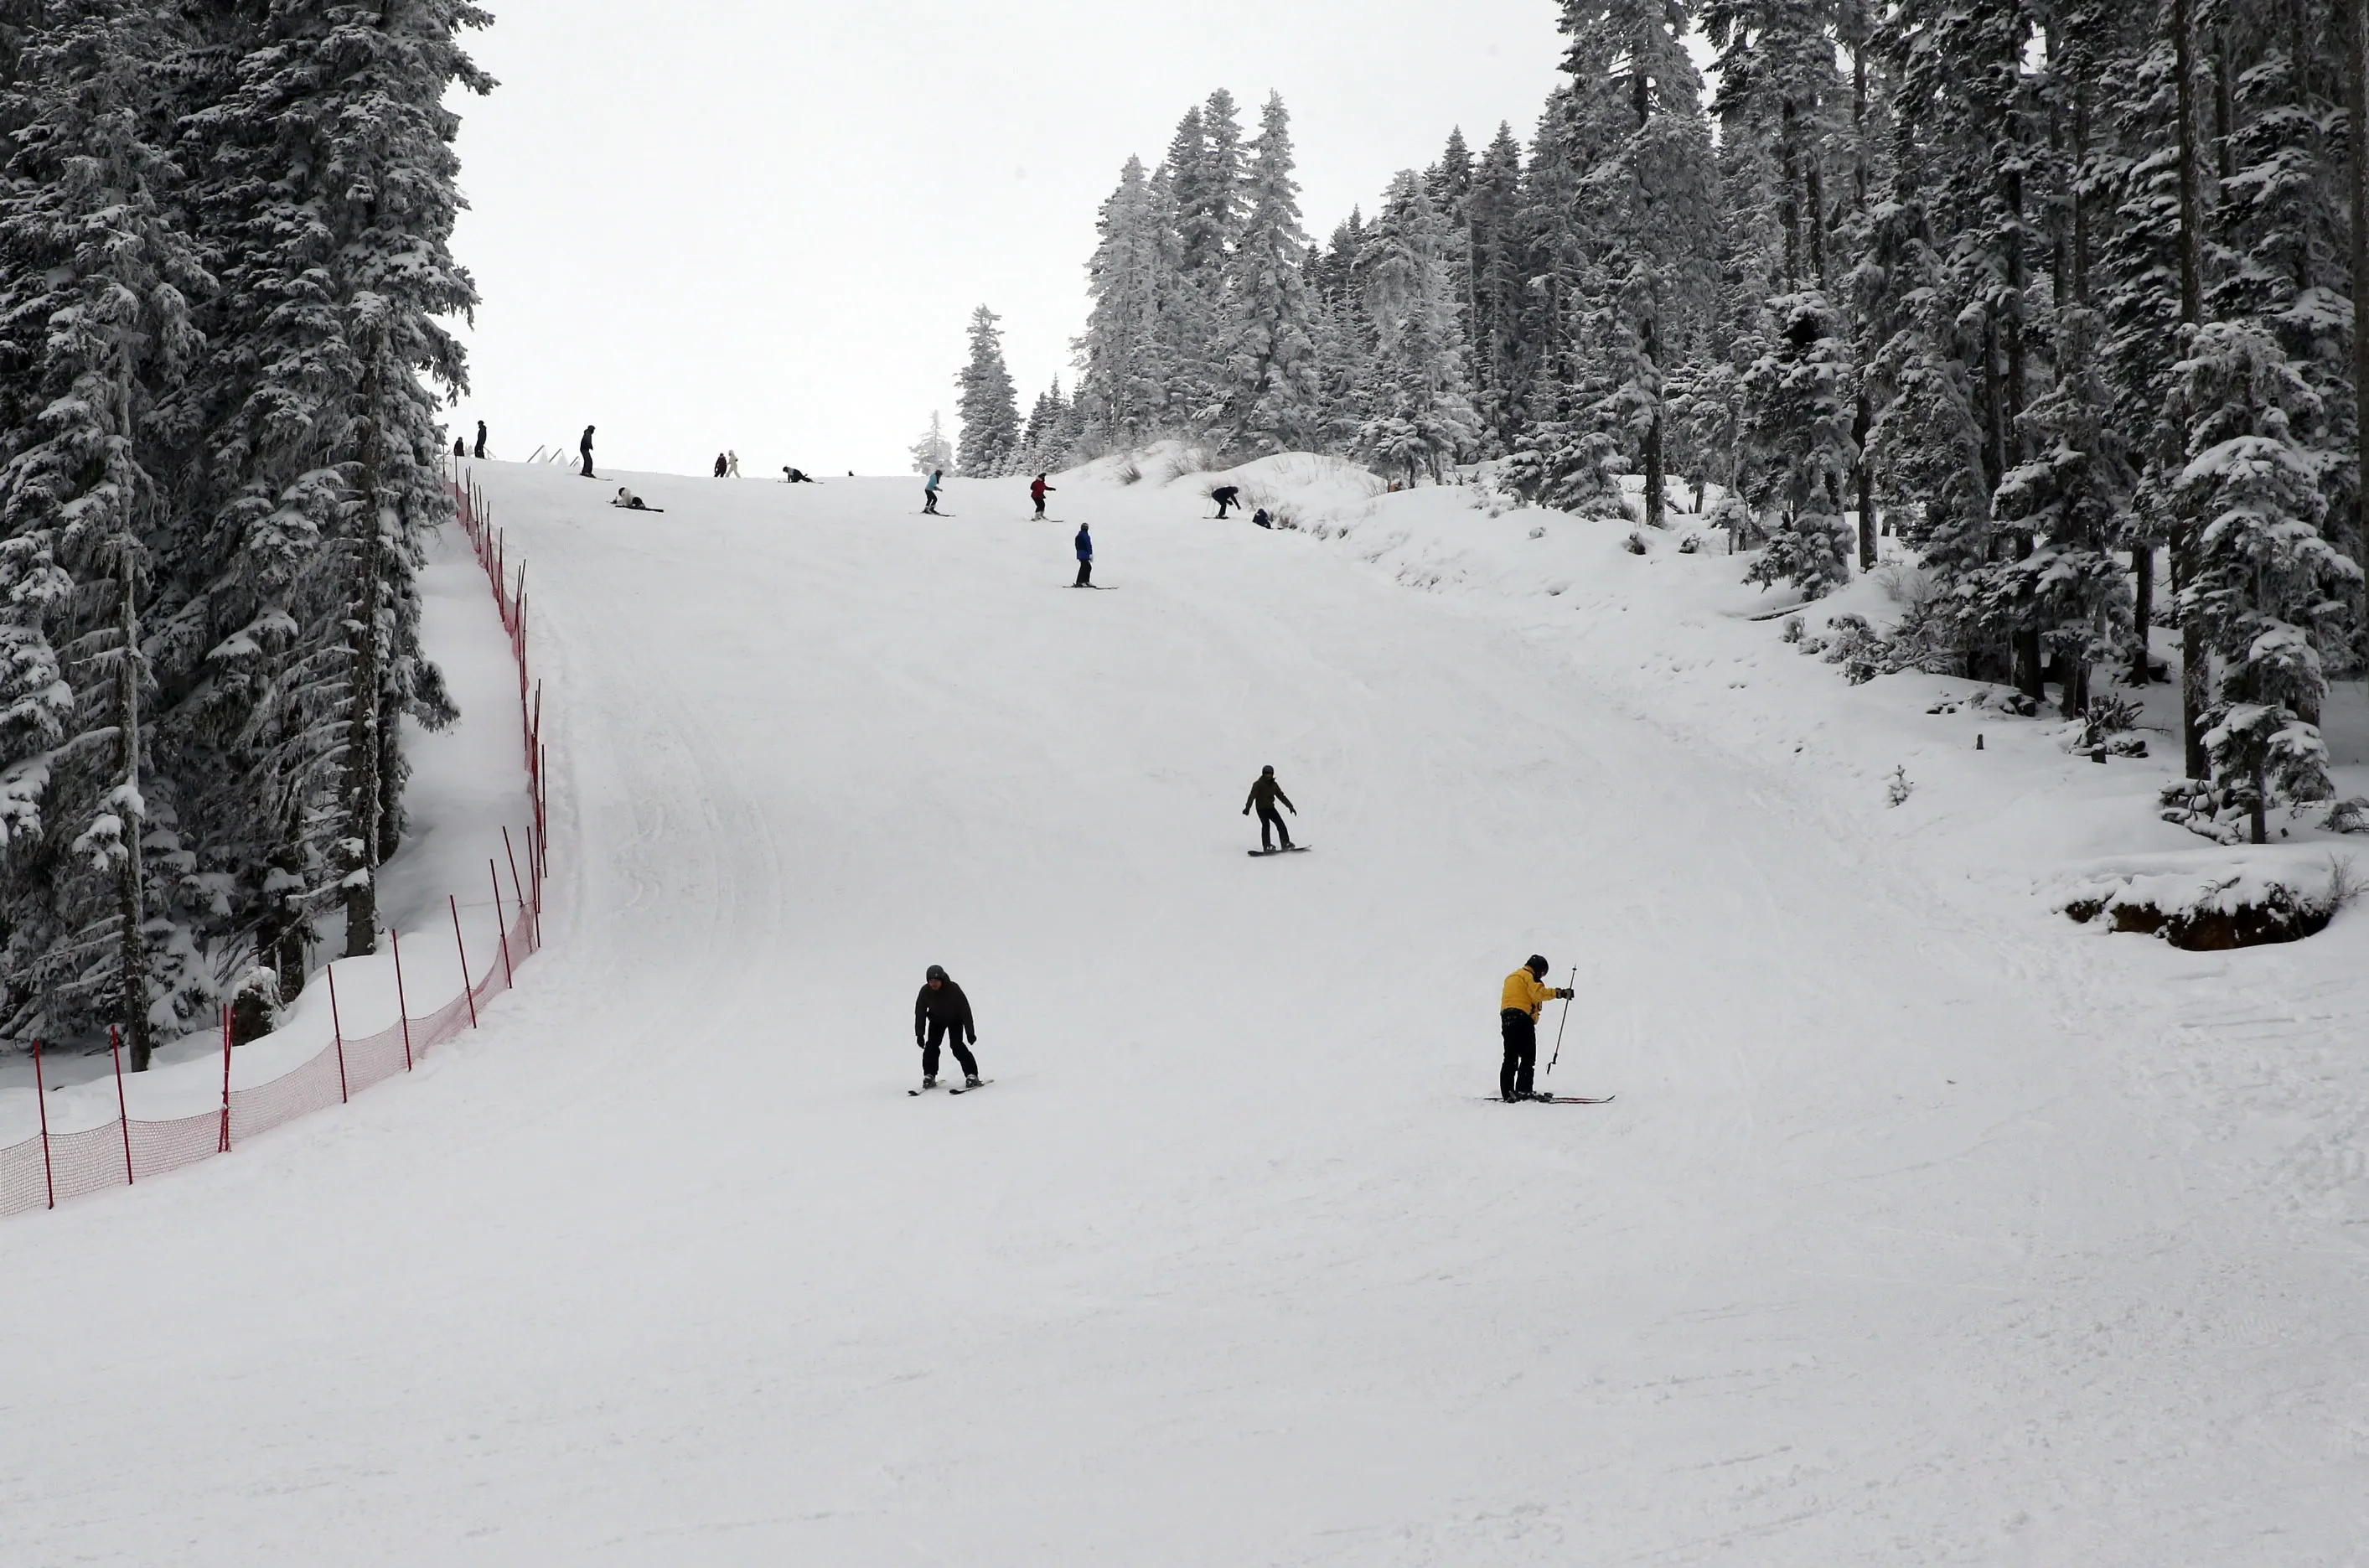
[3,455,2363,1565]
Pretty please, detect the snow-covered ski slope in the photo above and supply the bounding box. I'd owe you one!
[7,458,2364,1565]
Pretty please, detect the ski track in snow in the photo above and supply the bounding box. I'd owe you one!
[3,463,2364,1565]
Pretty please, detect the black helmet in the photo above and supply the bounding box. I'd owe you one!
[1261,764,1275,775]
[925,964,947,982]
[1526,955,1549,979]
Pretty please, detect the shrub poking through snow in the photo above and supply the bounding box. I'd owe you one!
[2326,798,2369,834]
[2063,857,2359,950]
[1885,766,1914,807]
[1623,531,1648,556]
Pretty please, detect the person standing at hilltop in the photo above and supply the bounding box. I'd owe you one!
[579,424,596,478]
[473,419,487,459]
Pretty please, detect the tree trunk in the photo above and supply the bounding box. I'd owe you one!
[1642,317,1664,531]
[2174,0,2212,781]
[1854,389,1876,570]
[341,330,388,958]
[2350,0,2369,658]
[113,565,153,1073]
[2131,546,2154,684]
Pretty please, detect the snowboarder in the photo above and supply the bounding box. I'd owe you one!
[1031,473,1055,518]
[713,453,728,478]
[1243,765,1296,851]
[783,466,817,483]
[579,425,597,478]
[1210,484,1242,519]
[1498,956,1575,1103]
[1073,522,1093,586]
[1252,506,1272,529]
[913,964,982,1089]
[727,450,742,478]
[923,469,944,515]
[473,420,487,459]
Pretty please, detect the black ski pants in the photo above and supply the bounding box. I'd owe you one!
[923,491,940,514]
[1499,1009,1537,1100]
[1033,497,1047,517]
[579,449,594,478]
[1256,805,1293,850]
[921,1022,978,1081]
[1074,558,1092,586]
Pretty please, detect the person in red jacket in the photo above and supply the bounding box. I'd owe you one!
[1030,473,1055,518]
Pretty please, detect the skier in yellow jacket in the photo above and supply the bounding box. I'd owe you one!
[1499,955,1574,1102]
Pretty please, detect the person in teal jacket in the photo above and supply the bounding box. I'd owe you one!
[923,469,944,515]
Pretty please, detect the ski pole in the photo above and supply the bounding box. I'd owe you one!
[1544,966,1576,1079]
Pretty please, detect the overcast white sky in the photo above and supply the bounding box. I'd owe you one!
[443,0,1570,476]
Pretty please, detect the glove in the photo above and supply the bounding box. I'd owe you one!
[1558,988,1575,999]
[1242,806,1250,815]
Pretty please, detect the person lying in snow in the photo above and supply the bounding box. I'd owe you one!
[782,467,818,483]
[611,487,662,512]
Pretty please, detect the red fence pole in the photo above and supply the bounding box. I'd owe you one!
[219,1003,233,1152]
[450,894,478,1027]
[501,827,527,932]
[326,960,349,1104]
[390,927,414,1069]
[109,1026,132,1182]
[490,860,515,986]
[32,1039,54,1211]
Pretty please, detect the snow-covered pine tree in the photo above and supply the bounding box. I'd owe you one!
[1215,93,1322,453]
[1741,292,1858,597]
[1466,123,1530,450]
[0,0,211,1062]
[1022,379,1075,471]
[1353,173,1480,487]
[910,410,954,474]
[955,305,1022,476]
[1562,0,1720,530]
[175,0,484,963]
[2177,320,2359,841]
[1073,155,1178,454]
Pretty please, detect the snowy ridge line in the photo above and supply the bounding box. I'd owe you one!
[0,471,551,1219]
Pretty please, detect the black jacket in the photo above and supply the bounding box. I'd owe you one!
[1245,775,1294,813]
[915,980,975,1043]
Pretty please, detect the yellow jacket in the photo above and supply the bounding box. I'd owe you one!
[1501,966,1565,1019]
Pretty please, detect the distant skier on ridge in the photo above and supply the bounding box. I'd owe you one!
[913,965,982,1091]
[1073,521,1093,587]
[579,424,597,478]
[1498,955,1574,1103]
[473,419,487,458]
[1243,765,1297,852]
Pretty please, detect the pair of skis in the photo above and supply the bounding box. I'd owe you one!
[908,1079,992,1097]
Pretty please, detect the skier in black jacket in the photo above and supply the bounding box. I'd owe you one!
[1243,764,1296,851]
[579,424,596,478]
[913,964,981,1089]
[473,420,487,458]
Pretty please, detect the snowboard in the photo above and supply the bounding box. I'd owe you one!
[1247,845,1311,856]
[949,1079,994,1095]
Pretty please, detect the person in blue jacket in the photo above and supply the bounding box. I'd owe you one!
[1073,522,1093,587]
